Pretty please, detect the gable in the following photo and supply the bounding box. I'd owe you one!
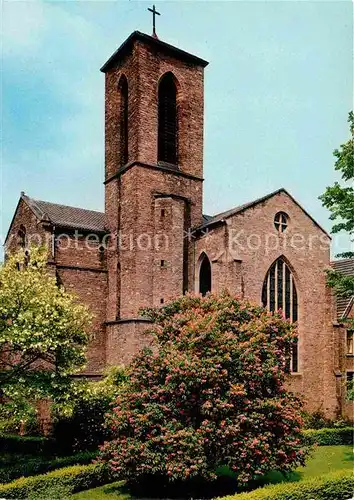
[195,188,330,239]
[4,197,49,251]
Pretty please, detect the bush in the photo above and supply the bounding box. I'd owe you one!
[0,463,113,499]
[100,293,308,486]
[220,469,354,499]
[52,366,127,453]
[0,451,96,484]
[302,409,351,430]
[0,398,40,436]
[303,427,353,446]
[0,434,52,455]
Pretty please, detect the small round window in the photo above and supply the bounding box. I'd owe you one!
[274,212,288,233]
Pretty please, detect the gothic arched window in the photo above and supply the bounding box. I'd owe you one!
[158,72,177,165]
[18,225,26,249]
[262,257,298,372]
[199,253,212,296]
[118,75,128,166]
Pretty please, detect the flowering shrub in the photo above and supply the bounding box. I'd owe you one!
[99,293,308,486]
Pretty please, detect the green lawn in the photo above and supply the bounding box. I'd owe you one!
[71,445,353,500]
[297,444,353,478]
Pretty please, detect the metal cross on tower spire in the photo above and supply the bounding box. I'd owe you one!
[148,4,161,38]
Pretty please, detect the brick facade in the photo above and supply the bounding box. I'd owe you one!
[5,31,353,419]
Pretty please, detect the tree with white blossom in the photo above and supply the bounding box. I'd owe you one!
[0,246,92,406]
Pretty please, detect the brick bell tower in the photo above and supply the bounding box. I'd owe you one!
[101,30,208,364]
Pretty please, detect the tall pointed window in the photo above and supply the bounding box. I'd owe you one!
[118,75,128,166]
[262,257,298,372]
[199,253,212,296]
[18,225,26,249]
[158,73,177,165]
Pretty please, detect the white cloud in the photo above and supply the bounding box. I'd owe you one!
[2,1,109,219]
[2,2,47,55]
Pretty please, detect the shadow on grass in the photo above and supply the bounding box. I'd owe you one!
[251,469,302,488]
[119,476,239,499]
[344,450,354,464]
[99,482,133,499]
[114,469,303,499]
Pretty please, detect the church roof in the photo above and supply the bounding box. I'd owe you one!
[195,188,331,238]
[331,258,354,319]
[22,194,106,233]
[100,31,209,73]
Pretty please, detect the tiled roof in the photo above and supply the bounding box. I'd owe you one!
[23,194,106,233]
[332,258,354,319]
[332,258,354,276]
[202,214,213,224]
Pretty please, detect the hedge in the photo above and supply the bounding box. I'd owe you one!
[220,469,354,500]
[302,427,353,446]
[0,463,113,499]
[0,434,53,456]
[0,451,96,484]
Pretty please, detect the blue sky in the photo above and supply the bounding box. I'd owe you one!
[1,0,353,259]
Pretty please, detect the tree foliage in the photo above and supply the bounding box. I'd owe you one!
[319,111,354,299]
[99,293,307,486]
[52,366,128,452]
[0,246,92,403]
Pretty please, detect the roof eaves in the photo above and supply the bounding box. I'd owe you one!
[193,216,227,235]
[280,189,331,239]
[341,296,354,320]
[331,258,354,275]
[100,31,136,72]
[219,188,285,221]
[195,188,331,239]
[100,31,209,73]
[3,193,52,247]
[53,223,108,234]
[22,194,51,223]
[194,188,285,232]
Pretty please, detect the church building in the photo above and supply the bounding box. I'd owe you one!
[5,29,353,420]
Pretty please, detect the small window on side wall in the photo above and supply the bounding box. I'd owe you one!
[274,212,288,233]
[346,371,354,399]
[18,225,26,249]
[347,331,353,355]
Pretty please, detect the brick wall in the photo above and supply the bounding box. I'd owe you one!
[106,320,153,366]
[6,33,349,419]
[338,304,354,419]
[104,39,205,182]
[56,267,107,373]
[54,232,108,373]
[194,191,339,418]
[5,198,52,256]
[104,36,206,325]
[5,201,108,375]
[112,166,202,319]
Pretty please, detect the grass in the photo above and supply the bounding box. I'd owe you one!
[255,444,353,487]
[297,444,353,478]
[72,482,132,500]
[71,445,353,499]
